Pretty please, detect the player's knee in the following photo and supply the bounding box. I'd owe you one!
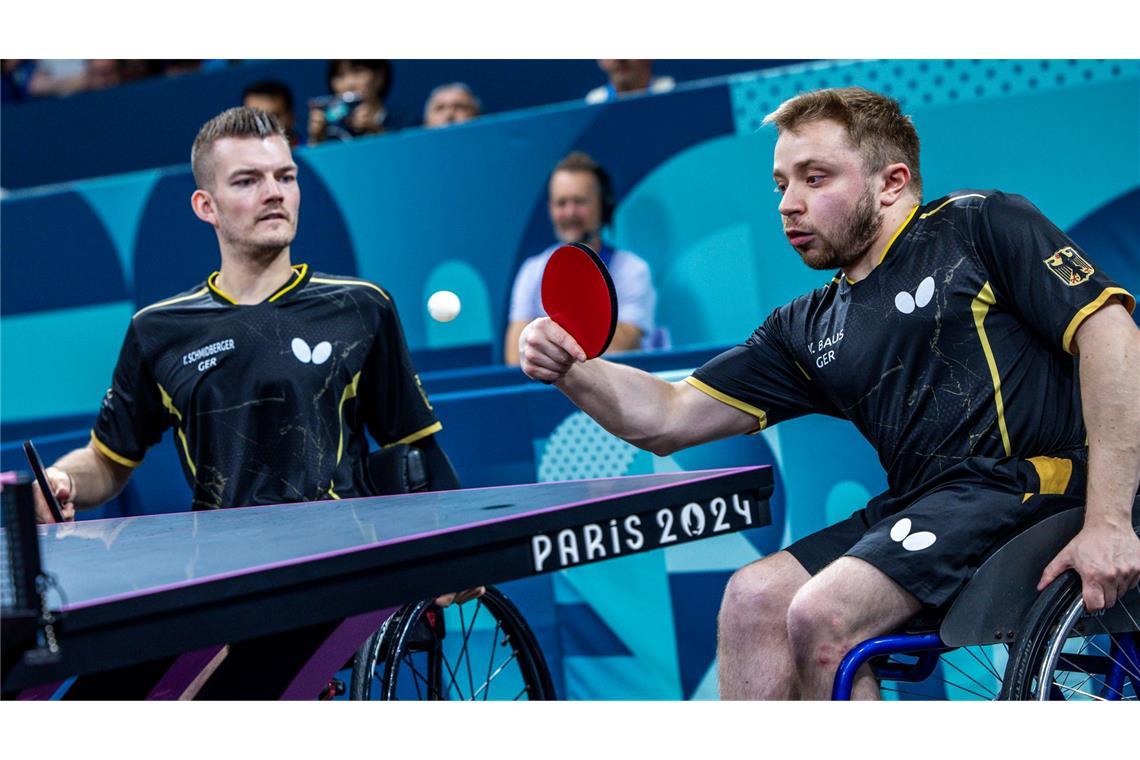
[719,562,795,634]
[785,585,857,668]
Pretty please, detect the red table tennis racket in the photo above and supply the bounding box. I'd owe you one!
[541,243,618,360]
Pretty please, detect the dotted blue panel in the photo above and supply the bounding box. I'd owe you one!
[730,59,1140,135]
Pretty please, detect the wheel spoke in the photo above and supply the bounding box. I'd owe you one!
[1053,659,1099,702]
[471,651,520,700]
[455,602,483,700]
[482,619,503,700]
[1051,680,1109,701]
[403,653,430,700]
[1068,630,1139,694]
[1092,614,1140,677]
[935,651,1000,699]
[880,681,994,701]
[439,645,468,700]
[958,645,1004,683]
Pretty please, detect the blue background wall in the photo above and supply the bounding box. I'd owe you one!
[2,59,1138,699]
[0,59,799,190]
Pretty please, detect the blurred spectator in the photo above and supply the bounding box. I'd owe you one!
[120,59,166,82]
[26,59,89,98]
[308,59,400,144]
[162,60,204,77]
[585,60,675,104]
[3,59,226,101]
[423,82,481,128]
[503,151,657,365]
[85,59,123,91]
[243,79,302,146]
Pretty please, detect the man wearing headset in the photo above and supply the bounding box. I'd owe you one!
[503,151,658,365]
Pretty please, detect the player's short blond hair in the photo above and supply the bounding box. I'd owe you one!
[191,106,287,190]
[764,87,922,200]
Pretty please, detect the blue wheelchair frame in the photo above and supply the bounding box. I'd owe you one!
[831,630,1140,700]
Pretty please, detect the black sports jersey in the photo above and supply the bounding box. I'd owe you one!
[92,264,440,510]
[690,191,1135,497]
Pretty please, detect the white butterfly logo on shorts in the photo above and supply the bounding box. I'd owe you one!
[889,517,937,552]
[291,338,332,365]
[894,276,936,315]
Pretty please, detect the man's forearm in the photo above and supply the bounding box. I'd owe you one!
[54,443,133,510]
[555,359,681,455]
[1077,307,1140,525]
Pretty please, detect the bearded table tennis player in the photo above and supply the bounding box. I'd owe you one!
[518,86,1140,700]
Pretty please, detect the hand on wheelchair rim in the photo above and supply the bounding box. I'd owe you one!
[434,587,487,608]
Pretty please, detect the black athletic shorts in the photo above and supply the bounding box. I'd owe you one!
[785,451,1088,607]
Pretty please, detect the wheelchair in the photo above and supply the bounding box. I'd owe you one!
[832,502,1140,701]
[349,585,555,700]
[343,443,556,701]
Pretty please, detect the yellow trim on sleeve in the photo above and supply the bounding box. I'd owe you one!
[335,372,363,465]
[157,383,197,477]
[918,194,988,220]
[385,421,444,448]
[310,276,391,301]
[1027,455,1073,496]
[1061,287,1136,354]
[683,376,768,431]
[133,287,210,318]
[971,282,1012,456]
[90,432,142,468]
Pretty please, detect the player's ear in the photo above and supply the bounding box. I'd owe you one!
[879,162,912,206]
[191,189,217,225]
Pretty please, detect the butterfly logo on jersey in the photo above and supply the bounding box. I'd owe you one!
[1043,247,1095,286]
[889,517,937,552]
[894,276,936,314]
[292,338,332,365]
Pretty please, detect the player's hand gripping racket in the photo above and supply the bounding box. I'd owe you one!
[540,243,618,360]
[23,440,66,523]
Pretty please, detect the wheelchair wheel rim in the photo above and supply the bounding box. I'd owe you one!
[1034,598,1140,701]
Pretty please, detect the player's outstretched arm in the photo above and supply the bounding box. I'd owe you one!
[1039,301,1140,610]
[34,443,134,523]
[519,317,756,455]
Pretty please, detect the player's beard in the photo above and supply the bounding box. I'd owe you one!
[220,214,297,262]
[799,187,883,271]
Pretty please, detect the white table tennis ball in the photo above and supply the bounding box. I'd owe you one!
[427,290,461,322]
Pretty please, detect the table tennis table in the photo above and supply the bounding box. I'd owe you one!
[2,466,773,698]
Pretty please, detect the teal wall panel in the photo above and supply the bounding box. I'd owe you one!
[1,302,135,423]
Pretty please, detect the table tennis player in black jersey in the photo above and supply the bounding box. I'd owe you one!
[27,107,480,695]
[519,87,1140,700]
[34,106,463,524]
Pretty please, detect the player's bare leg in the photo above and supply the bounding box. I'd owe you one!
[717,551,810,699]
[786,556,921,699]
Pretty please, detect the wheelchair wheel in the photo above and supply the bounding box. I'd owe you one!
[349,586,556,700]
[1000,571,1139,700]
